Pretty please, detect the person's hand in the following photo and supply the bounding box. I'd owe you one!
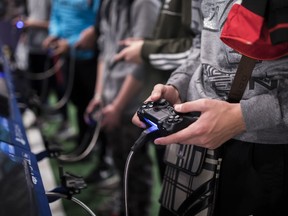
[84,95,102,124]
[42,36,58,50]
[75,26,96,50]
[51,38,69,56]
[132,83,181,128]
[101,103,121,131]
[114,39,144,64]
[154,99,246,149]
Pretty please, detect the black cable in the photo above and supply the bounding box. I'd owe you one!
[57,51,120,161]
[24,56,64,80]
[123,128,160,216]
[57,114,102,162]
[41,49,75,114]
[25,47,76,115]
[124,150,134,216]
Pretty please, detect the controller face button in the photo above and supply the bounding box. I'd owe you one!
[168,107,174,111]
[158,99,167,105]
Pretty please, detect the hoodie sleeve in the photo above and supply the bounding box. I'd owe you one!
[129,0,161,81]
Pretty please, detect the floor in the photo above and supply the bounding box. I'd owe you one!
[23,107,161,216]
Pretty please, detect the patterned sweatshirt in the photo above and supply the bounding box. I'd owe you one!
[98,0,161,115]
[167,0,288,144]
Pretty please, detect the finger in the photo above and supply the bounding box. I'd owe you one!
[150,84,165,100]
[174,99,206,113]
[86,104,94,114]
[118,38,133,46]
[154,126,197,145]
[114,49,126,62]
[132,114,146,128]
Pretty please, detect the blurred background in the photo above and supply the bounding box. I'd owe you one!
[0,0,163,215]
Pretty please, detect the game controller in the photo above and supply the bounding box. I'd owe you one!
[88,104,102,126]
[137,99,200,137]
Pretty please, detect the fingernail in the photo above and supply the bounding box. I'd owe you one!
[174,104,181,111]
[139,122,146,128]
[154,139,161,144]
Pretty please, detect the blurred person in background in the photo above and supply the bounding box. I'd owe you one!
[13,0,54,118]
[85,0,161,215]
[42,0,101,146]
[114,0,196,181]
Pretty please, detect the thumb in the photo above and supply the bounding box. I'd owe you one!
[174,100,204,113]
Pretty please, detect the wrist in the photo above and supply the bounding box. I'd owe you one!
[93,93,102,101]
[112,99,124,112]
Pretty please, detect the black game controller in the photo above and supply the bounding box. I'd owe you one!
[137,99,200,137]
[88,105,102,126]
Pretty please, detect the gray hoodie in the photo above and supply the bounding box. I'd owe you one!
[98,0,161,115]
[167,0,288,144]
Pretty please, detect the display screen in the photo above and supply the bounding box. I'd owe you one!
[0,143,38,216]
[0,116,11,143]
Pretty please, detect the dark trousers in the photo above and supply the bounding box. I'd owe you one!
[64,56,97,144]
[107,119,152,216]
[216,140,288,216]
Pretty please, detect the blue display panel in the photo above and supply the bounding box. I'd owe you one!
[0,141,52,216]
[0,47,52,215]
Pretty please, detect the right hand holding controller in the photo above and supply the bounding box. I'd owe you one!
[132,84,246,149]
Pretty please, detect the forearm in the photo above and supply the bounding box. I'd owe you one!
[26,19,49,29]
[141,37,193,71]
[94,60,104,99]
[112,75,143,112]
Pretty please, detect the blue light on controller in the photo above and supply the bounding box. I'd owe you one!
[144,118,159,132]
[16,20,24,29]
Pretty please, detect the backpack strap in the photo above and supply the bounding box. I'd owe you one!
[227,55,257,103]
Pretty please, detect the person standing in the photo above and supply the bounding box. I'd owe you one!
[114,0,197,180]
[132,0,288,215]
[43,0,101,146]
[85,0,161,215]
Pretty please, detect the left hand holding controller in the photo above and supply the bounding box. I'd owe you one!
[154,99,246,149]
[52,39,69,56]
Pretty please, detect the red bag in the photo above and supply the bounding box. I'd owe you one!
[220,0,288,60]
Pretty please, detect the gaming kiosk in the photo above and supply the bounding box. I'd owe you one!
[0,38,52,215]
